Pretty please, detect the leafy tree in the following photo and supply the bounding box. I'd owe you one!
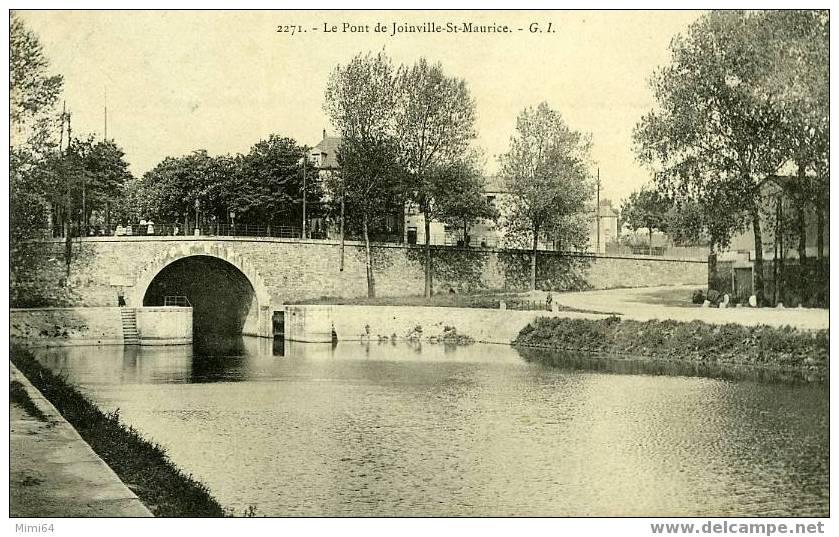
[394,58,478,296]
[10,13,64,296]
[68,136,134,234]
[548,213,590,253]
[758,10,828,273]
[135,150,230,230]
[432,157,499,244]
[620,187,671,254]
[324,51,403,297]
[499,102,592,290]
[634,11,792,305]
[10,12,63,151]
[664,199,706,247]
[236,135,322,228]
[663,184,744,290]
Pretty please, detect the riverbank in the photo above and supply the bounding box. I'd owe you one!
[10,364,152,517]
[513,316,828,378]
[10,345,227,517]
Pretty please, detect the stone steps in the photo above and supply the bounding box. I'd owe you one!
[119,309,139,345]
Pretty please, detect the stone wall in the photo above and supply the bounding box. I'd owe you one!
[12,237,707,338]
[135,307,192,345]
[10,307,124,347]
[285,305,609,345]
[11,306,194,347]
[582,255,707,289]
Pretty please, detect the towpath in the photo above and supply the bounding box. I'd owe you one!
[10,363,153,517]
[540,285,828,331]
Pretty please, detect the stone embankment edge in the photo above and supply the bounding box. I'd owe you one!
[10,362,154,517]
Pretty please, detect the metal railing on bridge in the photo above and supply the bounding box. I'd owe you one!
[113,222,314,239]
[164,295,192,307]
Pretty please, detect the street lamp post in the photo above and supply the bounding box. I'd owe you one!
[194,199,200,236]
[229,210,235,236]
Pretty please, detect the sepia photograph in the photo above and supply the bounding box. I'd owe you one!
[6,4,830,529]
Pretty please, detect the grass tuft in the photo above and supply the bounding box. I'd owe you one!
[11,345,228,517]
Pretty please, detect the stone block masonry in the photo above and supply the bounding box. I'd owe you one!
[12,237,706,338]
[10,307,125,347]
[11,307,193,347]
[285,304,611,345]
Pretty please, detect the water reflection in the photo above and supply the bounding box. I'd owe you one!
[516,346,828,385]
[30,337,828,517]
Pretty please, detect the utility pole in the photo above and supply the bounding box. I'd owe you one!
[302,149,307,239]
[104,86,108,140]
[57,101,66,239]
[64,109,73,275]
[596,168,601,254]
[59,101,66,152]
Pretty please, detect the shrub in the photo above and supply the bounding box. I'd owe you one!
[513,316,828,373]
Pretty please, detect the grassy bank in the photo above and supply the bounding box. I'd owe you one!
[10,346,227,517]
[514,316,828,374]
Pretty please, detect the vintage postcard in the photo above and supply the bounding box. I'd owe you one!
[8,7,829,531]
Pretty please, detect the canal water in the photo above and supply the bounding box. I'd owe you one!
[31,337,828,517]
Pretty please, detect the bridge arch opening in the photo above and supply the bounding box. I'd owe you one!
[142,255,260,337]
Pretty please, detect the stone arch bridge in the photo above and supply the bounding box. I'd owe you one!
[25,236,706,338]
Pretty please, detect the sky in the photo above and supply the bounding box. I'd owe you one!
[19,10,703,204]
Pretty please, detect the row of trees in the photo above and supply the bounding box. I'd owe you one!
[130,135,322,232]
[11,14,135,287]
[633,10,828,305]
[12,13,596,300]
[325,52,594,296]
[324,52,495,297]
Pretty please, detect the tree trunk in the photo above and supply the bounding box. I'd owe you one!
[817,201,825,261]
[796,203,807,265]
[423,212,432,298]
[63,221,72,278]
[708,240,717,291]
[817,200,825,305]
[796,162,808,266]
[649,229,653,256]
[363,216,375,298]
[339,192,345,272]
[530,225,539,291]
[751,207,765,307]
[795,204,809,304]
[773,198,780,306]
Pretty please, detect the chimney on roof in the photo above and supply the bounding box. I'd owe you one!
[322,129,326,140]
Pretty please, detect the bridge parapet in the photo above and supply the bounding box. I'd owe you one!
[14,236,707,337]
